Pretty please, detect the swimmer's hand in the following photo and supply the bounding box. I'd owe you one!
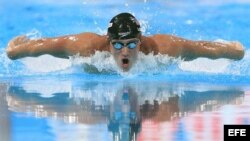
[6,35,30,60]
[227,41,245,60]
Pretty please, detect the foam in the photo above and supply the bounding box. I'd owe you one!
[179,58,231,73]
[69,51,118,73]
[1,47,249,76]
[225,49,250,75]
[25,29,42,40]
[20,55,71,73]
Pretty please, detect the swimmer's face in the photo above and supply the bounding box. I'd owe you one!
[110,38,141,71]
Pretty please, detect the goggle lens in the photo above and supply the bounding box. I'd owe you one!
[113,42,123,50]
[112,39,139,50]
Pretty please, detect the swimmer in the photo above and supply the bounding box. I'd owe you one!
[6,12,245,71]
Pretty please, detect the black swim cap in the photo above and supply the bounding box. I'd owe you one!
[107,13,141,40]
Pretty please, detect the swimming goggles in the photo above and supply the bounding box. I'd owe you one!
[111,39,140,50]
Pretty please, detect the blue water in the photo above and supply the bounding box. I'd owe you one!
[0,0,250,79]
[0,0,250,141]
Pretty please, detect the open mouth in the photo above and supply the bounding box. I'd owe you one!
[122,58,129,67]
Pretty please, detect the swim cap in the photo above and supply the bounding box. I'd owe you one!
[108,13,141,40]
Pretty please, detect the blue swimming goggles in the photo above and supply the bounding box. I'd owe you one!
[111,39,140,50]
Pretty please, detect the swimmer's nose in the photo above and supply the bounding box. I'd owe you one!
[121,47,129,57]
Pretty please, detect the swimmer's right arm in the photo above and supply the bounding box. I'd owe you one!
[6,33,108,60]
[6,35,69,59]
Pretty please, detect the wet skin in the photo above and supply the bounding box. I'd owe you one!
[6,33,245,72]
[110,38,141,71]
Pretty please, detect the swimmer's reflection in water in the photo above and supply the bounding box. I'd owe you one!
[108,88,180,141]
[108,87,141,141]
[140,96,179,121]
[5,83,245,141]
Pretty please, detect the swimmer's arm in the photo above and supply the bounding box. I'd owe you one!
[6,33,107,60]
[6,36,69,59]
[180,39,245,61]
[152,34,245,61]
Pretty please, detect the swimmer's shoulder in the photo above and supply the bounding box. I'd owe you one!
[142,34,186,55]
[73,32,109,51]
[141,34,174,46]
[75,32,108,44]
[58,32,109,56]
[149,34,176,42]
[140,35,160,54]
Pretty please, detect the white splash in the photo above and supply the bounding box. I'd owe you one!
[20,55,71,73]
[139,20,150,35]
[69,51,181,75]
[69,51,118,73]
[25,29,42,40]
[96,27,107,35]
[225,49,250,75]
[0,49,12,76]
[3,48,249,76]
[179,58,231,73]
[129,52,177,74]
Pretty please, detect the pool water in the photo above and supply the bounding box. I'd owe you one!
[0,0,250,141]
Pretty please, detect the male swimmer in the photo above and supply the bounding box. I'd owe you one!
[6,13,245,72]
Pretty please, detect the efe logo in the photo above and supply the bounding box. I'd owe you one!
[224,125,250,141]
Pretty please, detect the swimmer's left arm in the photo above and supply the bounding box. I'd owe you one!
[183,40,245,61]
[151,34,245,61]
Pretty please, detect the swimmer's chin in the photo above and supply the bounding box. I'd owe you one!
[119,65,131,72]
[120,67,130,72]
